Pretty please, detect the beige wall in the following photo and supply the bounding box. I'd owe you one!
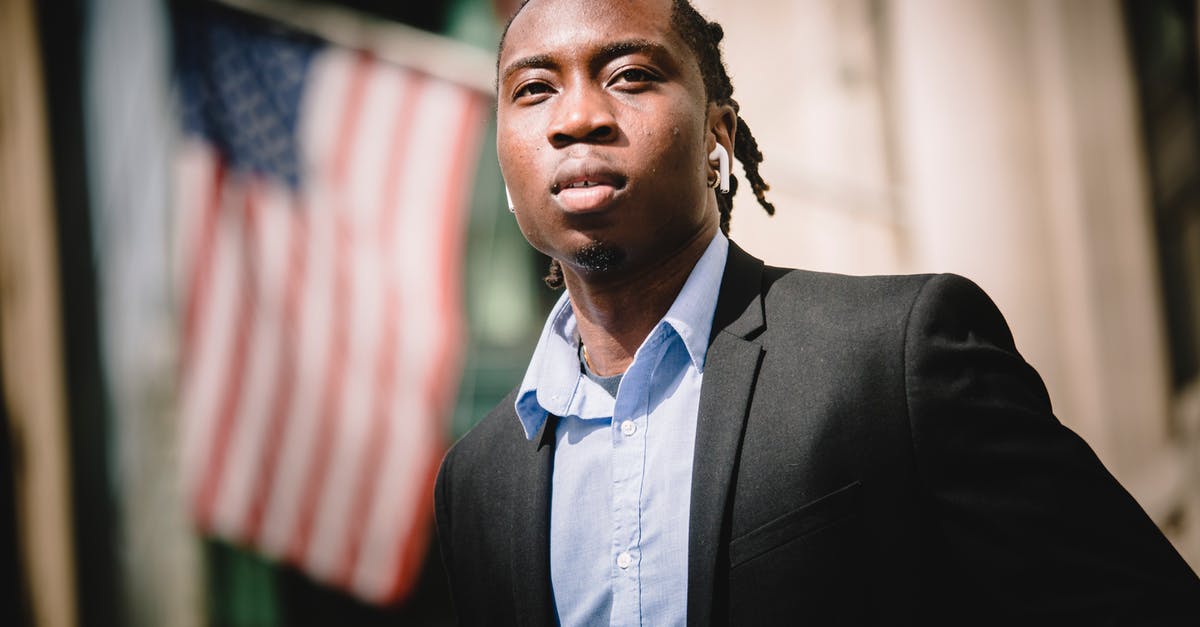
[0,0,79,625]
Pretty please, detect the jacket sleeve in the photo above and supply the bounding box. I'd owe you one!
[904,273,1200,623]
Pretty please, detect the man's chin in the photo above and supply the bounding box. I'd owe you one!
[571,241,626,274]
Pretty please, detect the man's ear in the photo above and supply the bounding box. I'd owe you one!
[707,102,737,158]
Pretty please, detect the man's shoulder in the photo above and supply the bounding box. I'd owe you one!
[440,388,529,481]
[755,264,942,321]
[743,265,1001,348]
[725,243,988,317]
[764,265,935,295]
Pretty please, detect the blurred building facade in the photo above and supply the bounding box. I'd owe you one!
[699,0,1200,568]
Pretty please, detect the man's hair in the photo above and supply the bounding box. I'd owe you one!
[499,0,775,288]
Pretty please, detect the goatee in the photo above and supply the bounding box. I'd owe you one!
[573,241,625,274]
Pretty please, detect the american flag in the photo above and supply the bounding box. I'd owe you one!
[173,7,485,603]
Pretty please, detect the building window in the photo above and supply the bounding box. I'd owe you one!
[1125,0,1200,389]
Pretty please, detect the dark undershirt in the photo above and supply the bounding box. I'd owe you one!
[579,344,623,398]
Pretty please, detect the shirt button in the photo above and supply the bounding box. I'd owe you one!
[617,551,632,569]
[620,420,637,436]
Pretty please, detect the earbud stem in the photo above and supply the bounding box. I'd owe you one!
[709,144,730,194]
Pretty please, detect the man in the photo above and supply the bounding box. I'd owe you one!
[434,0,1200,624]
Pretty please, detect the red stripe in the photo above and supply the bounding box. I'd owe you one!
[382,94,485,602]
[287,52,375,566]
[427,97,483,428]
[380,447,440,602]
[182,158,226,372]
[335,74,427,588]
[287,214,351,564]
[243,200,308,543]
[195,181,260,530]
[335,284,400,589]
[375,76,426,246]
[332,51,375,187]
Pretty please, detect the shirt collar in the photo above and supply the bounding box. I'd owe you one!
[513,232,730,441]
[662,231,729,373]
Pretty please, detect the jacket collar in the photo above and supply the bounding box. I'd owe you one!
[687,241,766,627]
[708,240,767,342]
[509,414,557,627]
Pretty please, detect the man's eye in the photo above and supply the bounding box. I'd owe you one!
[514,81,553,100]
[614,68,657,84]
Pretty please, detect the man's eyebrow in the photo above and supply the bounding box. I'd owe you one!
[595,39,669,65]
[499,40,672,84]
[500,54,557,83]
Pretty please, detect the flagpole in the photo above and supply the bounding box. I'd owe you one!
[215,0,496,94]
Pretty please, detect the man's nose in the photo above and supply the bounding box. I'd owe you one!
[547,85,617,146]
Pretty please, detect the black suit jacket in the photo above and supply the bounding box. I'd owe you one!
[435,242,1200,625]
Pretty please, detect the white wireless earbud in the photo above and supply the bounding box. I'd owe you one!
[709,144,730,193]
[505,186,516,213]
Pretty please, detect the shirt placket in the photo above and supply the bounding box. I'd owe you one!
[609,330,663,626]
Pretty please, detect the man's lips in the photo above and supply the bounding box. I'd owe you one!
[550,165,627,213]
[555,184,620,213]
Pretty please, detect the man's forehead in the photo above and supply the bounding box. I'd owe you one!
[512,0,675,23]
[500,0,678,65]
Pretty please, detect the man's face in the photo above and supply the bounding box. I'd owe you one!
[497,0,724,283]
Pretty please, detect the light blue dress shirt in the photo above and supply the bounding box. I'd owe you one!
[515,233,729,627]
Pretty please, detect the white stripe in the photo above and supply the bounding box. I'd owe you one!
[344,63,409,227]
[178,179,244,509]
[352,81,475,597]
[400,81,471,379]
[352,392,433,600]
[175,143,218,497]
[301,49,358,188]
[172,142,217,297]
[256,50,350,557]
[305,62,409,579]
[257,190,335,557]
[209,182,292,539]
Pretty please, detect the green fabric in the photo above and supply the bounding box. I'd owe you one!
[205,540,280,627]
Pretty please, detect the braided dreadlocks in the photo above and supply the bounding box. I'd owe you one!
[670,1,775,233]
[499,0,775,289]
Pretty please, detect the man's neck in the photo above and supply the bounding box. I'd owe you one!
[562,227,717,377]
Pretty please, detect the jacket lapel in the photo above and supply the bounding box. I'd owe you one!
[687,242,766,627]
[510,414,558,627]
